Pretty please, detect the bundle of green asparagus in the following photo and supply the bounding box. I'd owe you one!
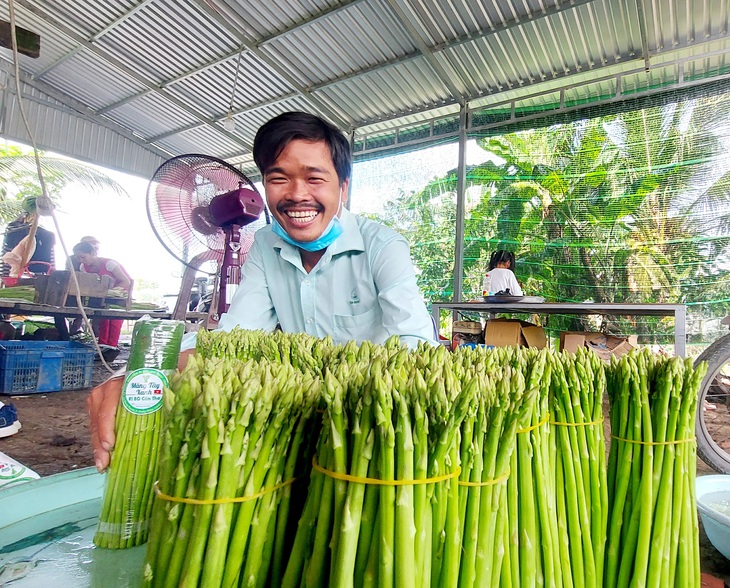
[452,346,538,588]
[550,348,608,588]
[196,326,334,373]
[141,353,321,587]
[604,349,706,588]
[492,347,557,588]
[94,318,184,549]
[282,339,476,588]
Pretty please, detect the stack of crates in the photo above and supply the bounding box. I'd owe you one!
[0,341,95,395]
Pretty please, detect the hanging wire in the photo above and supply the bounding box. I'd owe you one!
[223,49,244,131]
[7,0,115,373]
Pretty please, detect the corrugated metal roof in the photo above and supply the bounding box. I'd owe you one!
[40,50,148,111]
[0,0,729,177]
[0,71,166,177]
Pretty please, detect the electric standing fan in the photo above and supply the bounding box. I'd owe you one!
[146,154,268,322]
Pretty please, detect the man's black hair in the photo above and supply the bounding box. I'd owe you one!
[253,112,352,185]
[488,250,517,272]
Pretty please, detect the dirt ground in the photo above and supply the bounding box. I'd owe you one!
[0,349,126,475]
[1,351,730,585]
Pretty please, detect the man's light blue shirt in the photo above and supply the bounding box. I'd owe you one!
[182,208,437,349]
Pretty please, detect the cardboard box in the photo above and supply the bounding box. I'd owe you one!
[484,319,547,349]
[559,331,638,360]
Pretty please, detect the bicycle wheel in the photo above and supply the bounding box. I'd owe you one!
[695,333,730,474]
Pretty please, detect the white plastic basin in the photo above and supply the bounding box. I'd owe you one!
[696,474,730,560]
[0,467,145,587]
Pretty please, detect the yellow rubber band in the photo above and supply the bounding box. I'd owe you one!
[311,457,461,486]
[152,477,297,505]
[459,467,511,487]
[517,412,550,434]
[610,435,695,446]
[551,418,605,427]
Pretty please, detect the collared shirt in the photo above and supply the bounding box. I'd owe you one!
[483,267,523,296]
[182,208,437,350]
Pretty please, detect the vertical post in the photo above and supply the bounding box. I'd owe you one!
[675,304,686,358]
[453,103,468,303]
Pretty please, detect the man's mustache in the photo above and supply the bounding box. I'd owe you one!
[276,203,324,214]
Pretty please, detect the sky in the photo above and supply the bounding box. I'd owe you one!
[349,139,492,215]
[41,167,187,307]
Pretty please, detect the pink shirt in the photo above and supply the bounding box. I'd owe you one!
[79,257,130,289]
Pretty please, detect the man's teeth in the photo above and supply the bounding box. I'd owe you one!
[286,210,318,222]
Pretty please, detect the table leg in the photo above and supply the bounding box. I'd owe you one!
[674,306,686,358]
[54,316,70,341]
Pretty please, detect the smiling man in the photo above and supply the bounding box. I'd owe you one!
[215,111,437,347]
[87,111,437,472]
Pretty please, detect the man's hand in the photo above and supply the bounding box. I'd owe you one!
[87,375,123,472]
[87,349,195,472]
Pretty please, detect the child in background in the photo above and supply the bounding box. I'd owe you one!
[482,250,523,296]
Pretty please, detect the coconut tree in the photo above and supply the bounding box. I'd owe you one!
[370,93,730,341]
[0,144,128,222]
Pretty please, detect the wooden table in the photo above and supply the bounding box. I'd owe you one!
[0,299,207,335]
[430,301,688,357]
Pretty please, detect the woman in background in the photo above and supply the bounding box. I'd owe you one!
[72,241,131,347]
[67,236,101,338]
[482,249,523,296]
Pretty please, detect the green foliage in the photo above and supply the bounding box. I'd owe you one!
[366,94,730,343]
[0,145,128,223]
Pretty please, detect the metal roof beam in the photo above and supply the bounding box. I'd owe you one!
[69,0,730,144]
[467,70,730,136]
[146,91,299,143]
[0,58,172,160]
[92,0,588,131]
[257,0,368,46]
[14,0,253,151]
[96,1,371,116]
[634,0,652,71]
[33,0,157,80]
[32,46,82,80]
[353,43,686,131]
[310,0,596,95]
[96,44,245,115]
[464,44,730,121]
[431,0,596,52]
[90,0,157,41]
[190,0,349,130]
[382,0,466,107]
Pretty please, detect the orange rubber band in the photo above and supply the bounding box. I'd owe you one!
[311,456,460,486]
[459,467,510,487]
[517,412,550,434]
[152,477,297,505]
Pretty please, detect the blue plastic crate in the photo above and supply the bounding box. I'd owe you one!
[0,341,95,395]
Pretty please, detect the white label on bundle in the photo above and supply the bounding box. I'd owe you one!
[122,368,168,415]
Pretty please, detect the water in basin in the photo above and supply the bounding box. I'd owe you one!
[0,469,146,587]
[702,490,730,518]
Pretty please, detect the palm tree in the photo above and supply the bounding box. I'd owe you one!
[0,144,128,222]
[371,93,730,342]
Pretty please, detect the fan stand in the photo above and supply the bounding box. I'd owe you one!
[173,227,244,327]
[215,225,244,317]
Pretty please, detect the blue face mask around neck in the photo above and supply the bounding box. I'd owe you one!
[271,214,344,252]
